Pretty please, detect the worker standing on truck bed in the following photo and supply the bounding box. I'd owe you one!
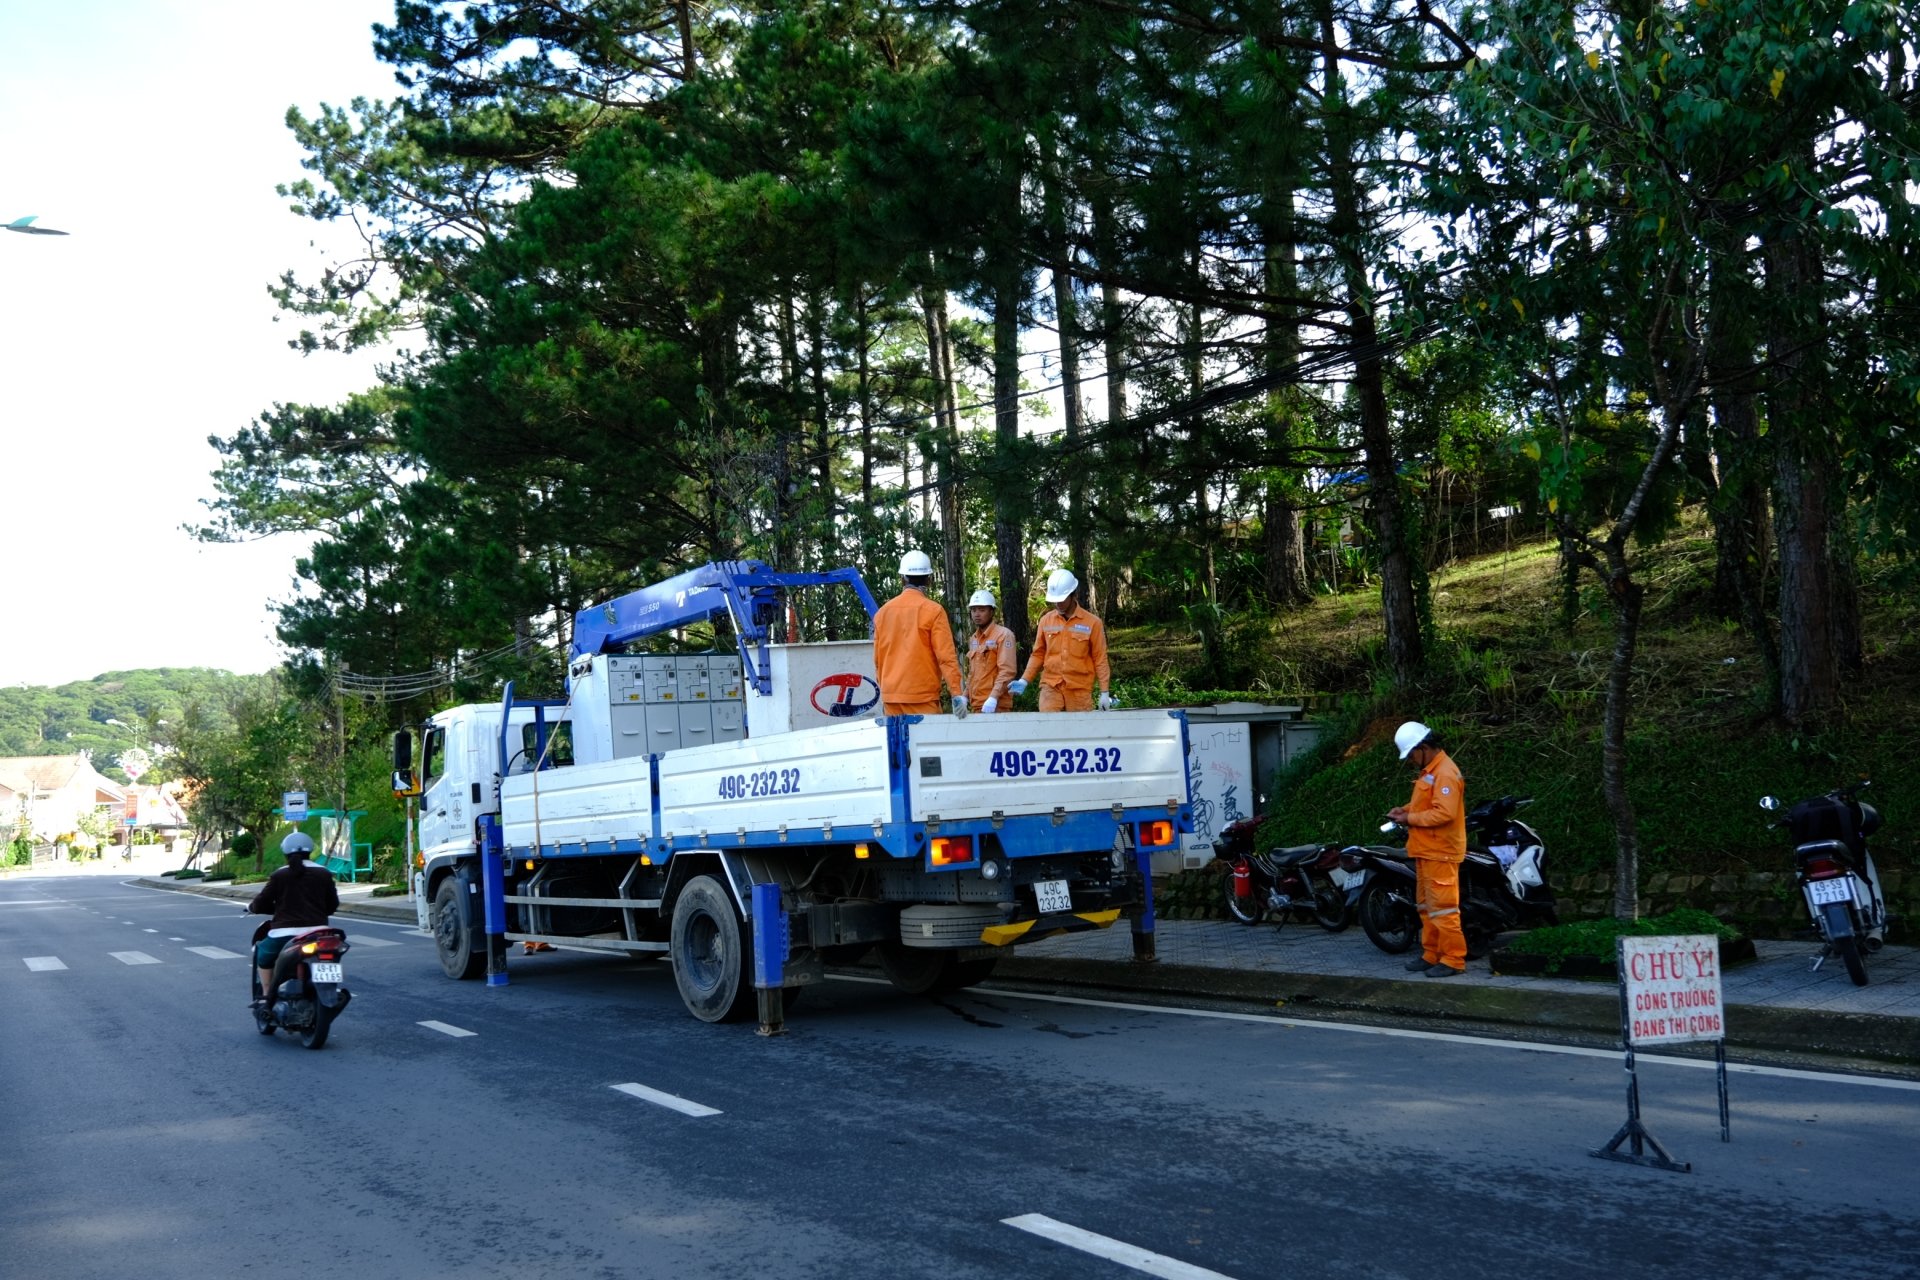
[1009,569,1114,713]
[872,550,967,716]
[964,588,1018,714]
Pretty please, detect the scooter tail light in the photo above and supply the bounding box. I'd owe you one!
[1803,858,1844,881]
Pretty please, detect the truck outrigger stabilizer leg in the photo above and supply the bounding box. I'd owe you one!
[1131,843,1158,963]
[752,883,788,1037]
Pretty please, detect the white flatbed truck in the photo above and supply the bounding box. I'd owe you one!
[396,561,1193,1027]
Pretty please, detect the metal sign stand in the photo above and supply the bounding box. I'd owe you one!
[1591,1040,1691,1173]
[1590,935,1732,1174]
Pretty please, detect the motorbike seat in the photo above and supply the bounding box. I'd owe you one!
[1270,844,1324,865]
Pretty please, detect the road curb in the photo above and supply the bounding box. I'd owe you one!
[131,876,420,924]
[992,955,1920,1064]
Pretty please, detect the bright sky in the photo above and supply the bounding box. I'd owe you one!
[0,1,397,687]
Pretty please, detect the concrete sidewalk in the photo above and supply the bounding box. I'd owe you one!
[125,872,1920,1064]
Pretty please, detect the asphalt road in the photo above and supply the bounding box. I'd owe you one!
[4,873,1918,1280]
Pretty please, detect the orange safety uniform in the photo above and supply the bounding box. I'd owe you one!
[872,588,965,715]
[965,622,1018,711]
[1021,607,1110,713]
[1404,748,1468,971]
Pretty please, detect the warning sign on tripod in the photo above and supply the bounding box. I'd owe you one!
[1592,933,1731,1174]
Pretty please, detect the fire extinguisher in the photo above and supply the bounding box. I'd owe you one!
[1231,858,1252,899]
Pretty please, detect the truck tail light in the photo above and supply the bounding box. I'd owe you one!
[1138,820,1175,847]
[930,836,975,867]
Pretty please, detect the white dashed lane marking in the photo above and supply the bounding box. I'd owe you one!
[23,957,67,972]
[347,936,401,947]
[610,1082,722,1118]
[143,928,158,933]
[418,1021,476,1038]
[185,946,247,960]
[1002,1215,1238,1280]
[110,952,162,966]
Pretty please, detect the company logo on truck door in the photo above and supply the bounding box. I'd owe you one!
[811,673,881,718]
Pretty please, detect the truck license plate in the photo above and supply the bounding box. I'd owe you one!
[1034,879,1072,913]
[1806,878,1853,906]
[310,962,343,984]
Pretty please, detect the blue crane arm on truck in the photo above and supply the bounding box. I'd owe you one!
[396,561,1191,1029]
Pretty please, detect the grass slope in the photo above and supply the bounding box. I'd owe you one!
[1113,515,1916,888]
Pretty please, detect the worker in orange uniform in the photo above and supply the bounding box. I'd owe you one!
[964,589,1018,713]
[1008,569,1114,713]
[871,550,967,716]
[1386,721,1467,977]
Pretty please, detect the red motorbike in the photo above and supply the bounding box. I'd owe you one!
[1214,817,1351,931]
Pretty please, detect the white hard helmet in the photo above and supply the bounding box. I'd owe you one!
[1394,721,1433,759]
[968,589,996,609]
[898,550,933,577]
[1043,568,1079,603]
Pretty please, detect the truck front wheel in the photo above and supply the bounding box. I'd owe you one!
[433,877,484,980]
[670,876,753,1023]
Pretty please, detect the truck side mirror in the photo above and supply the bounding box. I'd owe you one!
[390,730,421,797]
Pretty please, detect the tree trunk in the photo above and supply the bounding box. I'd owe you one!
[1322,6,1421,682]
[1043,141,1091,608]
[807,293,837,638]
[1603,571,1645,922]
[1766,234,1845,725]
[992,248,1030,646]
[1260,185,1309,607]
[919,282,965,600]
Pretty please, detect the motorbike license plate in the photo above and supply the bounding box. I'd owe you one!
[310,962,344,984]
[1806,878,1854,906]
[1034,879,1073,913]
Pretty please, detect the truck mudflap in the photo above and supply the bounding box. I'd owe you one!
[980,906,1125,947]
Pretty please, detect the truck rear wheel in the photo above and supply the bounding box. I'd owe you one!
[433,877,484,980]
[670,875,753,1023]
[878,943,998,996]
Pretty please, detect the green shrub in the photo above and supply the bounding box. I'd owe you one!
[371,883,410,897]
[1503,908,1742,972]
[174,868,205,880]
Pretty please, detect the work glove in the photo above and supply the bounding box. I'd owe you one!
[1008,679,1028,696]
[1097,692,1117,711]
[953,698,969,719]
[981,697,998,714]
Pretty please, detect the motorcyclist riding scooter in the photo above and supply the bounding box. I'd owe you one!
[247,833,341,1017]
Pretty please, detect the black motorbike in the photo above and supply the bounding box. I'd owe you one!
[1214,817,1350,931]
[247,917,353,1049]
[1760,781,1889,987]
[1341,795,1558,958]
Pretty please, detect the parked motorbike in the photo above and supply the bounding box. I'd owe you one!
[246,914,353,1049]
[1213,816,1351,931]
[1759,781,1889,987]
[1340,795,1558,958]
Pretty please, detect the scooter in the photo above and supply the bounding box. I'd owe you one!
[246,913,353,1049]
[1214,816,1351,931]
[1341,795,1558,958]
[1759,781,1889,987]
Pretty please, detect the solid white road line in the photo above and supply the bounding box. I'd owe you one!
[347,936,401,947]
[610,1082,723,1118]
[110,952,161,965]
[23,957,67,972]
[185,946,246,960]
[1002,1214,1237,1280]
[828,976,1920,1093]
[418,1020,477,1038]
